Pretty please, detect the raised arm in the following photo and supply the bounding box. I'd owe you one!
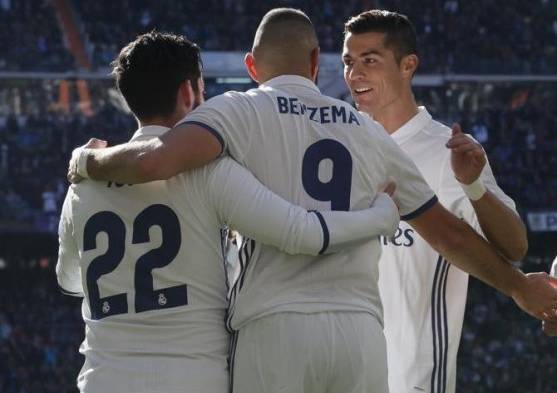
[69,124,222,184]
[408,201,557,320]
[208,158,399,256]
[446,123,527,260]
[56,190,84,297]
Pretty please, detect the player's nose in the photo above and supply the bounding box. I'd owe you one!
[347,63,365,82]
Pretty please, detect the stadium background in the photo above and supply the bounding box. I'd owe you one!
[1,0,556,391]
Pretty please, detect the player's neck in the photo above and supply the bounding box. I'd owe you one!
[259,70,314,84]
[138,115,181,130]
[373,95,419,135]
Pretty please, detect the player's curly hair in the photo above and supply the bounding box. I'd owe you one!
[111,31,202,120]
[344,10,417,63]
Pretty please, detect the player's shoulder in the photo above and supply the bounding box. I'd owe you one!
[419,116,479,148]
[419,116,452,141]
[196,156,241,182]
[197,90,253,110]
[355,110,396,143]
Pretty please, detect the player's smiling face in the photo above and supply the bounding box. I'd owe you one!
[343,31,405,116]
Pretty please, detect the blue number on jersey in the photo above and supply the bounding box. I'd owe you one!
[83,204,187,320]
[302,139,353,211]
[84,211,128,319]
[133,204,187,312]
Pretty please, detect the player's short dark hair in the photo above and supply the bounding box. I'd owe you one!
[260,7,313,28]
[253,8,318,61]
[344,10,417,63]
[111,31,202,120]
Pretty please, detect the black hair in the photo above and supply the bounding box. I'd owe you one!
[111,31,202,119]
[344,10,417,63]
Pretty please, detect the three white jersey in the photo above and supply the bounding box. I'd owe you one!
[182,75,436,330]
[57,125,399,393]
[378,107,517,393]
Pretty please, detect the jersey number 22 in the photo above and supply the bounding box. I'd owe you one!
[83,204,187,320]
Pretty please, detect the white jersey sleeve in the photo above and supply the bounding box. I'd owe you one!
[206,158,399,255]
[437,139,517,233]
[368,118,438,220]
[56,189,84,297]
[178,92,254,161]
[551,257,557,277]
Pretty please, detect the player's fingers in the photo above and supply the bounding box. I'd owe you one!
[446,135,474,148]
[543,320,557,335]
[85,138,108,149]
[452,144,482,154]
[548,276,557,289]
[382,181,396,197]
[451,122,463,137]
[465,149,486,159]
[68,172,84,184]
[543,311,557,323]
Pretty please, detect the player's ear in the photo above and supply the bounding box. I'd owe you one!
[310,47,320,82]
[244,52,259,83]
[178,80,195,112]
[401,54,418,80]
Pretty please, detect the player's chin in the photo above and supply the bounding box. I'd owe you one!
[354,100,373,116]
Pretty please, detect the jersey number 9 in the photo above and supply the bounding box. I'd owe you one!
[302,139,353,211]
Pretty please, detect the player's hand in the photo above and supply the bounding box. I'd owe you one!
[380,181,396,197]
[373,182,399,236]
[67,138,107,184]
[542,320,557,336]
[446,123,486,184]
[511,272,557,320]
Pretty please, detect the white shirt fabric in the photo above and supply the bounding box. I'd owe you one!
[57,125,399,393]
[551,257,557,277]
[181,75,436,330]
[378,107,517,393]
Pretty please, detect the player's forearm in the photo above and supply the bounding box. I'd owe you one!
[471,191,528,261]
[435,220,526,297]
[409,204,526,297]
[86,140,163,183]
[319,193,399,253]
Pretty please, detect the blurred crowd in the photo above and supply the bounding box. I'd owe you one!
[78,0,557,73]
[0,110,134,232]
[0,0,74,71]
[1,0,556,73]
[0,262,83,393]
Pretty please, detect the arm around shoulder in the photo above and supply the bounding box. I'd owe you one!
[208,159,399,256]
[79,123,223,183]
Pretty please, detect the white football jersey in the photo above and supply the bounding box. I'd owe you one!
[57,125,397,393]
[378,107,517,393]
[182,75,436,330]
[551,257,557,277]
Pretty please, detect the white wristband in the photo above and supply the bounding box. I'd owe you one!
[76,148,91,179]
[459,178,486,201]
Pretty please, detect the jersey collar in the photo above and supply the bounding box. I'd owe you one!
[261,75,321,93]
[130,125,170,141]
[391,106,432,144]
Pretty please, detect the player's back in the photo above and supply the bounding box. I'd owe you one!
[185,75,435,330]
[59,130,229,392]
